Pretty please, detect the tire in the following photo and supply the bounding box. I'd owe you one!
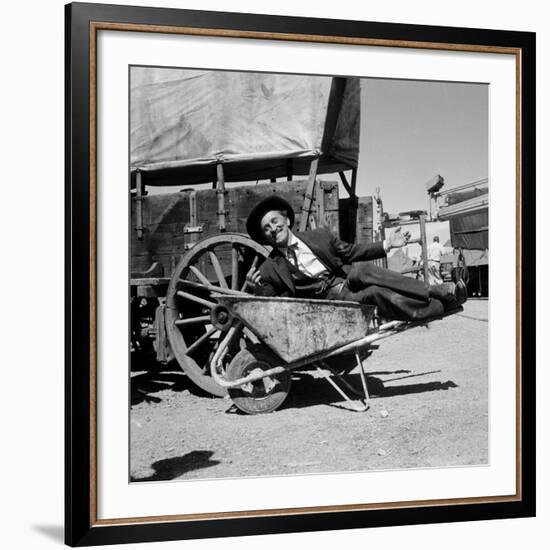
[226,347,291,414]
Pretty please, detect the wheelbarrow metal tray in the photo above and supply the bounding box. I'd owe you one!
[218,296,375,363]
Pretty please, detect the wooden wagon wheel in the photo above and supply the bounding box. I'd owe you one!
[165,233,269,397]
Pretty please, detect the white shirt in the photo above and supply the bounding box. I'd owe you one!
[281,232,329,278]
[427,241,446,262]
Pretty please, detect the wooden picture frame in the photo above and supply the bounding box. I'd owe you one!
[65,2,535,546]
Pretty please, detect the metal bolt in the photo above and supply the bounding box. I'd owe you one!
[218,311,228,323]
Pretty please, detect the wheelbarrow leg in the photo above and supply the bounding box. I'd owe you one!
[355,348,371,404]
[315,348,370,412]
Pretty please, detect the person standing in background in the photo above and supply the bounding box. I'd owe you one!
[427,236,446,285]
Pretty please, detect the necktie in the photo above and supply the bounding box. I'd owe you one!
[287,245,299,268]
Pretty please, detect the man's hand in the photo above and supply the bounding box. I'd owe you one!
[386,226,411,249]
[245,266,263,290]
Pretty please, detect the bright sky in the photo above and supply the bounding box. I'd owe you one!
[356,77,488,254]
[358,78,488,211]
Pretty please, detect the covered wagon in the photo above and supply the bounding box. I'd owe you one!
[130,67,379,397]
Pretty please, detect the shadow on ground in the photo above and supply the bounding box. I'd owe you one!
[281,371,458,410]
[131,450,220,482]
[131,368,212,405]
[379,380,458,397]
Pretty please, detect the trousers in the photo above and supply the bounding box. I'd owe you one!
[325,263,445,321]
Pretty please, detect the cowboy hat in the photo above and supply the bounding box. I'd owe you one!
[246,196,295,244]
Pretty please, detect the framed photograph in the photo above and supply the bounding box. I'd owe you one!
[65,2,535,546]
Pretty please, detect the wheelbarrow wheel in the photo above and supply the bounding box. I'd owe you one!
[227,347,291,414]
[165,233,268,397]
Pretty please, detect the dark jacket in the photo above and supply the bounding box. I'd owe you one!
[256,228,386,297]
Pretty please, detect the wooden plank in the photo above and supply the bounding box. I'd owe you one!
[154,305,170,364]
[130,277,170,286]
[130,191,192,276]
[223,180,336,234]
[131,231,199,257]
[356,196,374,244]
[216,163,226,231]
[299,157,319,231]
[135,172,143,239]
[316,183,326,227]
[131,179,341,277]
[419,215,429,282]
[320,181,340,236]
[188,189,200,258]
[136,192,191,225]
[189,190,197,225]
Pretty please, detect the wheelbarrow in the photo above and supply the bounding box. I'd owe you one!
[208,295,447,414]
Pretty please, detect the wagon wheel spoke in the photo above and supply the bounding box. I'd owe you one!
[231,245,239,290]
[175,315,210,327]
[208,250,228,289]
[186,327,219,356]
[179,278,248,297]
[188,265,210,286]
[176,290,215,309]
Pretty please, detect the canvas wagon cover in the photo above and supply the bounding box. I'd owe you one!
[130,67,359,182]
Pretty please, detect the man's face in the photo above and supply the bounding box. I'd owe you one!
[260,210,291,248]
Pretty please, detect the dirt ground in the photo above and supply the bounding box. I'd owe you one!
[130,300,488,482]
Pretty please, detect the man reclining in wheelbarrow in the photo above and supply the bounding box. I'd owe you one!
[245,196,467,322]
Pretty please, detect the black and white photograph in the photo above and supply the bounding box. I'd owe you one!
[1,0,544,546]
[129,66,489,482]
